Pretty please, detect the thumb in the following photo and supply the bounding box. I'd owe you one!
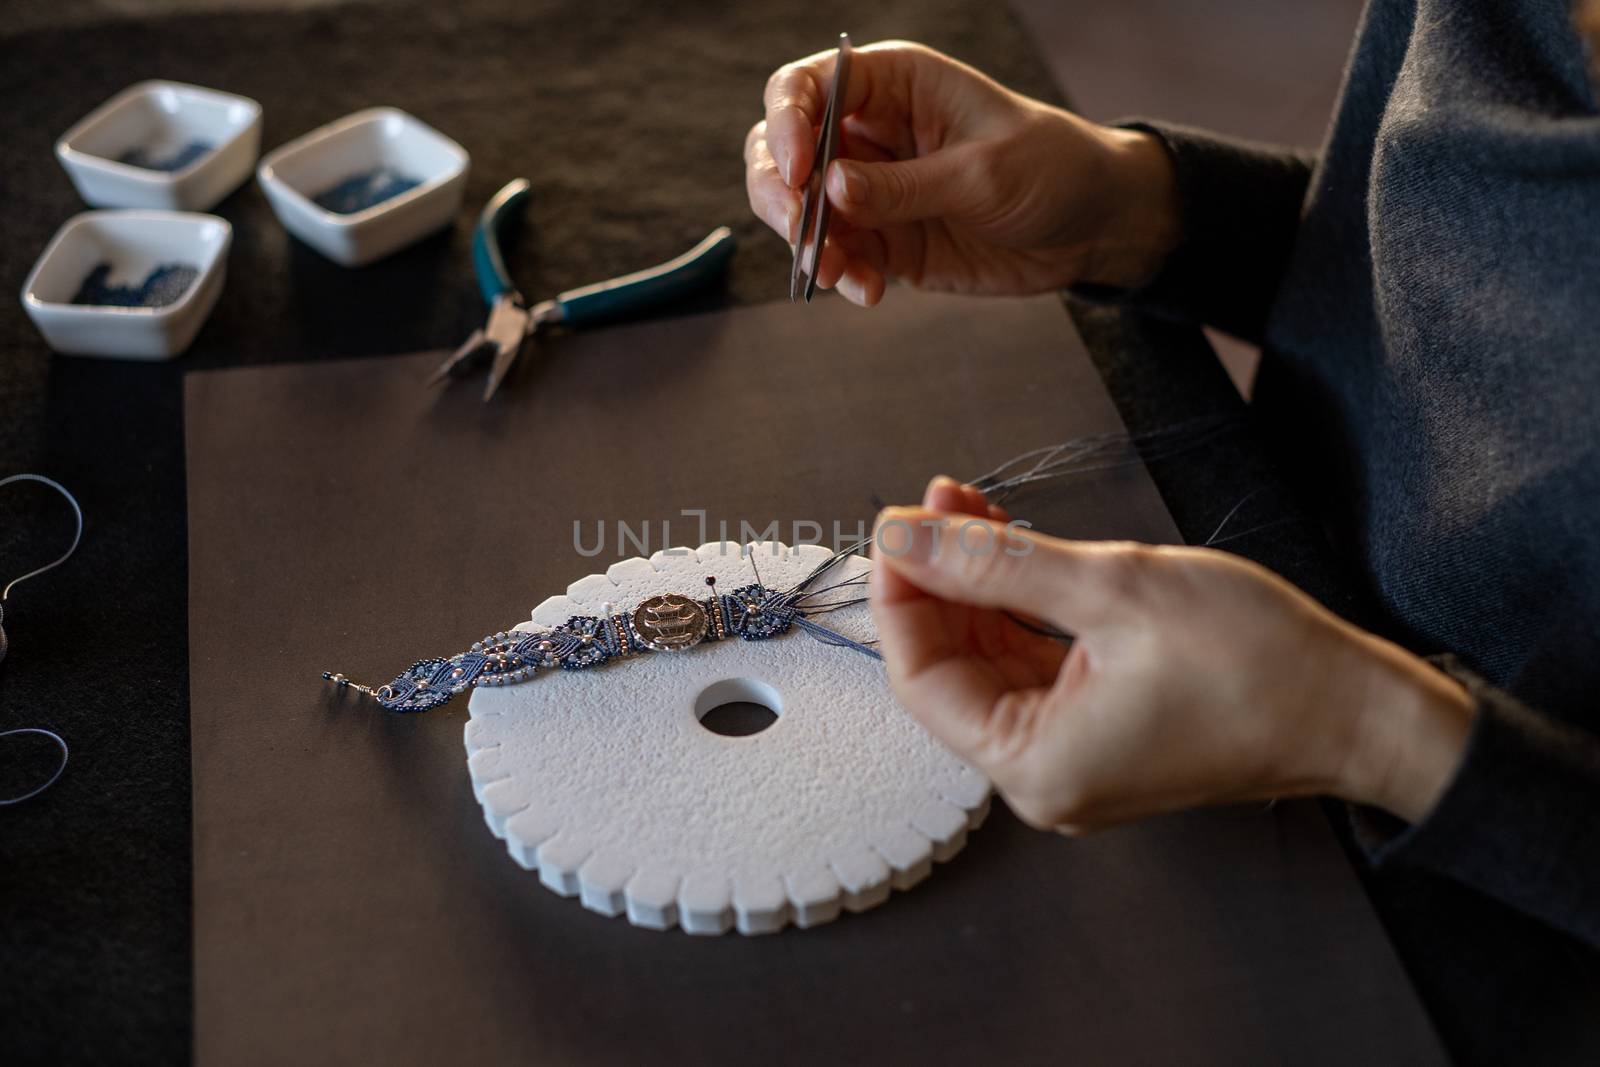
[827,151,975,228]
[873,507,1118,632]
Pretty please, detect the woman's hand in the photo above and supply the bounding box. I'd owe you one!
[869,477,1476,831]
[744,41,1182,306]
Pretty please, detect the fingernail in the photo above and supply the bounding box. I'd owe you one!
[923,475,956,508]
[782,153,794,186]
[874,507,934,563]
[832,161,866,203]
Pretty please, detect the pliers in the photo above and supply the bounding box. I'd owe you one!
[431,178,737,399]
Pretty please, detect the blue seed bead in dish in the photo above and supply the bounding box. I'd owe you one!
[118,140,214,172]
[311,167,423,214]
[71,262,200,308]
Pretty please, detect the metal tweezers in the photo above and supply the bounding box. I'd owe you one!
[789,32,853,303]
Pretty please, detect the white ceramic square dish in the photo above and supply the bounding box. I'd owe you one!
[21,211,232,360]
[256,107,470,267]
[56,81,262,212]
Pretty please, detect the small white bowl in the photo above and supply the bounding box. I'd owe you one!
[56,81,262,212]
[21,211,232,360]
[256,107,470,267]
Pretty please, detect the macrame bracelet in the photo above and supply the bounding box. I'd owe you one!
[324,580,843,714]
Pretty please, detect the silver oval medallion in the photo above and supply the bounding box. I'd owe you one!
[631,594,708,652]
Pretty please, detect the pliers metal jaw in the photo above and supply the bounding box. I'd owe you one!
[429,292,535,400]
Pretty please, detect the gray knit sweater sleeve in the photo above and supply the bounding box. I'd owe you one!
[1076,116,1600,945]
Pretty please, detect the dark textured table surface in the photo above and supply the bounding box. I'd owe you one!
[1,2,1593,1064]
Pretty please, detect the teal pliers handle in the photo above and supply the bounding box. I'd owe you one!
[471,179,532,306]
[555,226,736,328]
[471,178,736,325]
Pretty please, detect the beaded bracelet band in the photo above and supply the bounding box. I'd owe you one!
[324,543,881,714]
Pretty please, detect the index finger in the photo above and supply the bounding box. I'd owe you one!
[868,542,1056,769]
[762,53,830,187]
[762,42,885,188]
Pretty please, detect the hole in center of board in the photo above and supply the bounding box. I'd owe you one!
[694,677,782,738]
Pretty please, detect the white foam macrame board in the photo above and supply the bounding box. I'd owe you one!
[463,541,991,935]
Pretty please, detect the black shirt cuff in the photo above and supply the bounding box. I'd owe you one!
[1074,121,1314,345]
[1350,654,1600,947]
